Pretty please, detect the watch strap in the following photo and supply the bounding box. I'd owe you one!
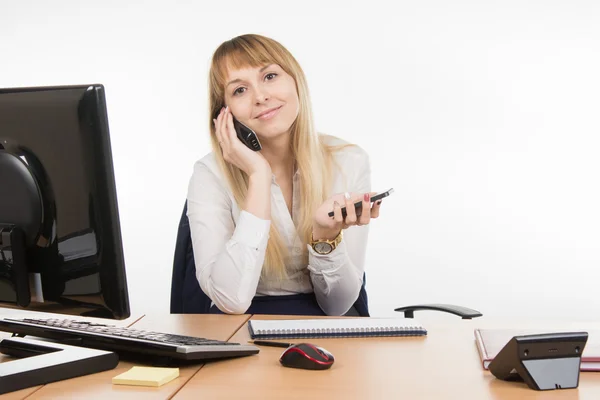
[310,230,343,254]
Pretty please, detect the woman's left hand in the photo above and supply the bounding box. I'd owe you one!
[312,192,382,240]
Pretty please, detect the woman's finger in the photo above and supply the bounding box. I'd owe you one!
[224,107,237,144]
[358,192,371,226]
[219,107,231,147]
[343,192,357,226]
[370,200,382,219]
[215,108,225,145]
[333,200,344,225]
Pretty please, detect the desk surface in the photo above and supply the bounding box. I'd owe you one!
[3,314,600,399]
[174,315,600,400]
[0,310,143,400]
[0,314,249,400]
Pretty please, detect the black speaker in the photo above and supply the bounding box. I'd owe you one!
[489,332,588,390]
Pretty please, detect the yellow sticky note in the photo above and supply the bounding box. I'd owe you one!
[112,366,179,387]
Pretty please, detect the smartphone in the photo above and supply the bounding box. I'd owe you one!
[328,188,394,218]
[233,118,262,151]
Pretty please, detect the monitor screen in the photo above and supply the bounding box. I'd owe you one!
[0,84,130,320]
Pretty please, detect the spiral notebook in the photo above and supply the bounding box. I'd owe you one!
[248,318,427,339]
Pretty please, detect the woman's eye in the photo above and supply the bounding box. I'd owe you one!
[233,87,246,96]
[265,73,277,81]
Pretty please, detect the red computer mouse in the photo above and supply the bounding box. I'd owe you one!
[279,343,335,370]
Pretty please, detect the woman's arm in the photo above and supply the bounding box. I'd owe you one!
[246,168,272,219]
[307,226,369,316]
[308,149,372,316]
[187,161,272,314]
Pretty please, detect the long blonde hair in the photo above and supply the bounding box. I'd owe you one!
[208,34,349,279]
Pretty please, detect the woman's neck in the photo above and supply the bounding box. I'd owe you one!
[259,134,296,179]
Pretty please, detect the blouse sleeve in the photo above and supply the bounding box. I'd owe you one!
[307,148,371,315]
[187,161,270,314]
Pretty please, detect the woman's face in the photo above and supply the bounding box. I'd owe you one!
[223,63,299,140]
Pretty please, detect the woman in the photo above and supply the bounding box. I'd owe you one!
[187,34,383,316]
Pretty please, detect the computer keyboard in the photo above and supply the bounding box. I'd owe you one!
[0,317,259,362]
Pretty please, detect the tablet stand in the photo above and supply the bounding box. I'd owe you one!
[489,332,588,390]
[0,336,118,394]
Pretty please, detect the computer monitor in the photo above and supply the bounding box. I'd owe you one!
[0,84,130,320]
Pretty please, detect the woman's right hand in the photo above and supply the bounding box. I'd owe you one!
[214,106,271,178]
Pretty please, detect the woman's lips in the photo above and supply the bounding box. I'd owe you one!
[256,105,283,120]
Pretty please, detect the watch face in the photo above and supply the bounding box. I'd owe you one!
[314,242,333,254]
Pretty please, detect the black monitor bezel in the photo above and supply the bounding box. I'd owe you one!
[0,84,130,320]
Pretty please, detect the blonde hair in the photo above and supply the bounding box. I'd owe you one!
[208,34,350,279]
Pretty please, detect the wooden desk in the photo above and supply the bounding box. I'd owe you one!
[1,314,249,400]
[0,310,142,400]
[4,314,600,399]
[174,315,600,399]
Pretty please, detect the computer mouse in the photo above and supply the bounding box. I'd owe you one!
[279,343,335,370]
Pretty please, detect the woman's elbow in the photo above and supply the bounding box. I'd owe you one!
[198,272,253,314]
[320,302,353,316]
[319,283,363,316]
[209,291,252,315]
[318,295,359,316]
[215,300,251,315]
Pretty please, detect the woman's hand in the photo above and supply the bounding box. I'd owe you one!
[312,192,383,240]
[214,106,271,178]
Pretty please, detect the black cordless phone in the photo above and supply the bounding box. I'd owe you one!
[233,117,262,151]
[214,108,262,151]
[328,188,394,218]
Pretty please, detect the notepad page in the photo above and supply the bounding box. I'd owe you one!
[250,318,424,333]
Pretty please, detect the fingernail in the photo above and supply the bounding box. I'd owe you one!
[376,200,382,205]
[333,201,340,207]
[225,106,229,111]
[364,193,370,202]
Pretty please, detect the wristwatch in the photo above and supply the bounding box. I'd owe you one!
[310,230,343,255]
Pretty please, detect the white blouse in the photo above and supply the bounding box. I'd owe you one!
[186,135,371,315]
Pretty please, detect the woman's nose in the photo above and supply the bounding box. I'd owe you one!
[254,88,269,103]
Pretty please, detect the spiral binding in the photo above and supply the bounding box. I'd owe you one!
[254,322,426,339]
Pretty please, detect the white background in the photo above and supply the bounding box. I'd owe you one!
[1,0,599,321]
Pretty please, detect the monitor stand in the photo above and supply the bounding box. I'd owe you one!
[0,336,118,395]
[0,225,31,307]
